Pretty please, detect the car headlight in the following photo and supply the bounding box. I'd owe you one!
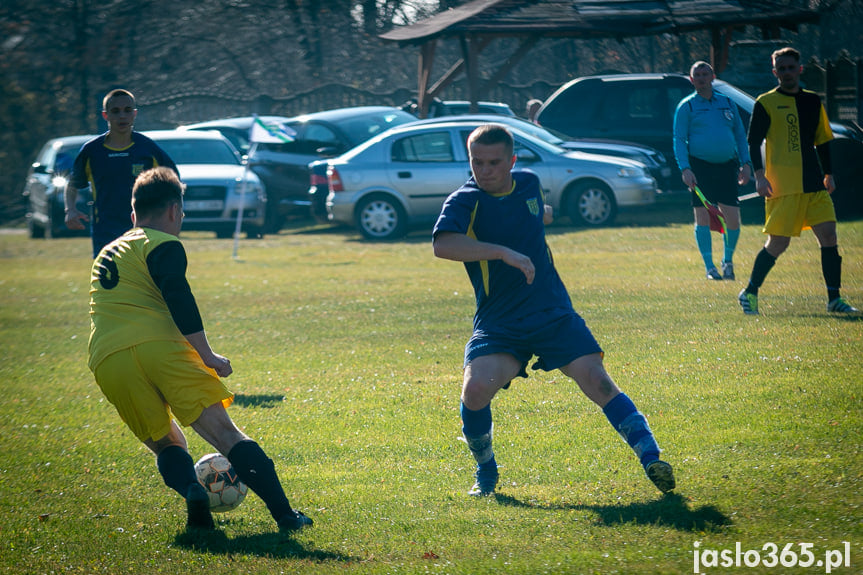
[237,179,266,202]
[617,166,644,178]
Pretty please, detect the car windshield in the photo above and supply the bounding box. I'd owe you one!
[155,139,240,165]
[339,112,416,146]
[498,119,569,146]
[714,80,755,113]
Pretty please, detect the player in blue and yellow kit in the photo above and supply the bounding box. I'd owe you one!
[89,167,311,532]
[739,47,857,315]
[433,124,675,496]
[65,89,177,257]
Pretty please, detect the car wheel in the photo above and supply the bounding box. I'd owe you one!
[565,181,617,227]
[356,194,407,240]
[263,205,284,234]
[28,218,45,239]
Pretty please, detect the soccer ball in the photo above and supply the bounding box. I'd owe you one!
[194,453,248,512]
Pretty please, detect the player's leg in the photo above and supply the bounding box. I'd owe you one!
[559,354,675,493]
[461,353,523,496]
[93,346,213,529]
[191,403,312,530]
[718,203,741,280]
[812,221,858,312]
[693,206,720,279]
[148,425,215,530]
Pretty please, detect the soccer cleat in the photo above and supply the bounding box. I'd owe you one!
[706,267,722,280]
[468,464,499,497]
[645,460,676,494]
[738,289,759,315]
[827,297,859,313]
[185,482,215,530]
[721,261,735,281]
[278,509,313,531]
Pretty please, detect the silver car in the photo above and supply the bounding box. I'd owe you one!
[326,121,656,239]
[144,130,267,238]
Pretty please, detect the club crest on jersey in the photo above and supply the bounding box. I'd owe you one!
[132,164,146,176]
[526,198,540,216]
[724,110,734,121]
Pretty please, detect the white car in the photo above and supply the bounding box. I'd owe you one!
[144,130,267,238]
[325,121,657,239]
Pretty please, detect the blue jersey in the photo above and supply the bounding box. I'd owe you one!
[673,90,750,170]
[70,132,177,251]
[433,171,574,333]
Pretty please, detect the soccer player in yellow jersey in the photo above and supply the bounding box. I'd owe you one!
[739,47,858,315]
[88,167,312,532]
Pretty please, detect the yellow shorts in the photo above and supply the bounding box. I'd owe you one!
[93,340,233,442]
[763,190,836,237]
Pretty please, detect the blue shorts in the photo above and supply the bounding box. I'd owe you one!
[464,310,603,377]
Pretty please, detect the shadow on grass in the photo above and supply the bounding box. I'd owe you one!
[232,393,285,408]
[494,492,731,532]
[173,529,356,562]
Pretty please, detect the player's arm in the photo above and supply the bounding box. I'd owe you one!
[672,102,697,188]
[815,103,835,193]
[64,154,90,229]
[433,231,535,285]
[747,101,772,197]
[147,241,232,377]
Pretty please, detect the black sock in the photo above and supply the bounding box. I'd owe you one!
[156,445,198,497]
[746,248,777,295]
[227,440,293,521]
[821,246,842,302]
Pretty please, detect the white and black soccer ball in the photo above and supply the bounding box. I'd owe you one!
[194,453,248,512]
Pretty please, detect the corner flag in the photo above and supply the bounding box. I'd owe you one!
[692,185,727,234]
[249,115,296,144]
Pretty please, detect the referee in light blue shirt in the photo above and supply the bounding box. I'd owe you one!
[673,61,752,281]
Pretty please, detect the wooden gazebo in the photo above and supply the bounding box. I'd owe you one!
[380,0,822,117]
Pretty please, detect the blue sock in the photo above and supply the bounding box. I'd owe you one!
[461,402,495,468]
[694,225,714,270]
[602,394,661,468]
[723,228,740,264]
[461,402,492,437]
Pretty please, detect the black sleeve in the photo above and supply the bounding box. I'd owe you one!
[818,141,833,175]
[747,101,770,172]
[146,241,205,335]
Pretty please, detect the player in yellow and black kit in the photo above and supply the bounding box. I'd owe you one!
[89,167,312,532]
[738,47,857,315]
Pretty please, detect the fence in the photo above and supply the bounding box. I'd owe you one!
[800,52,862,126]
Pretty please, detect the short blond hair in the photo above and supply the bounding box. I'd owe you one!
[771,47,801,66]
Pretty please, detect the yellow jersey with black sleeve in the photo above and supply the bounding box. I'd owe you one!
[88,227,203,371]
[747,88,834,198]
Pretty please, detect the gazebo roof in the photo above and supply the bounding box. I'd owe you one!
[380,0,821,44]
[379,1,822,117]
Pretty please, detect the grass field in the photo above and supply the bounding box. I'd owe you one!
[1,204,861,574]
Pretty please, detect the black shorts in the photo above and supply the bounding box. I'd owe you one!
[689,157,740,208]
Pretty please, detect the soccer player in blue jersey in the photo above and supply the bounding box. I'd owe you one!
[89,167,312,532]
[65,89,177,257]
[433,124,675,497]
[673,61,752,280]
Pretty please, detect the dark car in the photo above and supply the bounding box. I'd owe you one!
[536,73,863,215]
[182,106,417,232]
[23,135,95,238]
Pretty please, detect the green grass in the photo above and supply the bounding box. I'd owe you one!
[1,206,861,574]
